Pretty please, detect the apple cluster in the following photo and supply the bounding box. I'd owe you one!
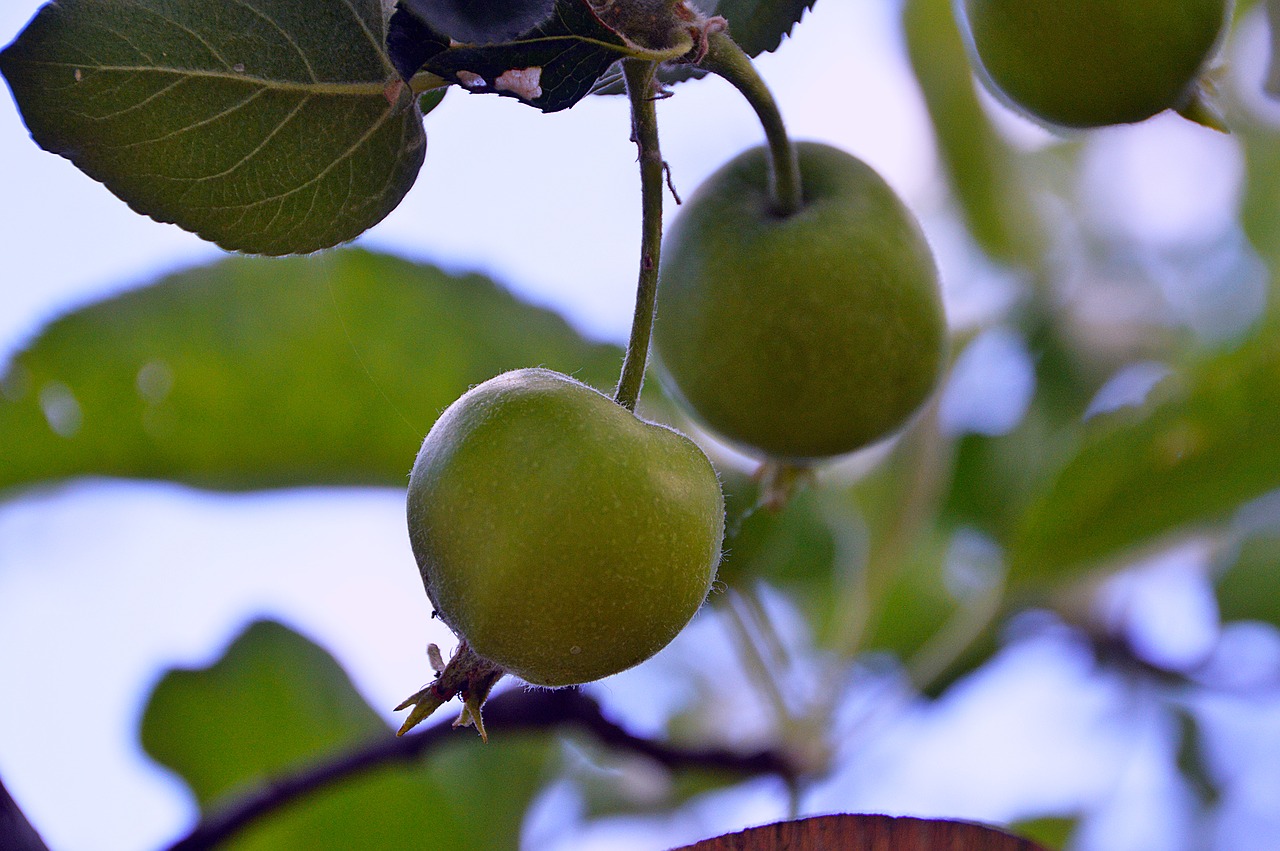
[397,0,1235,736]
[397,127,949,742]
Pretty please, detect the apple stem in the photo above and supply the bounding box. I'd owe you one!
[615,59,668,413]
[700,30,802,217]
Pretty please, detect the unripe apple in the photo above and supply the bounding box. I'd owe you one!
[654,142,947,461]
[406,368,725,687]
[958,0,1230,128]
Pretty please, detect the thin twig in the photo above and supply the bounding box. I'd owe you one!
[164,687,795,851]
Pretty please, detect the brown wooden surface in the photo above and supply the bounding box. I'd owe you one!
[676,813,1049,851]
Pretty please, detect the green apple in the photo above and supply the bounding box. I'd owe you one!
[406,368,724,687]
[959,0,1230,128]
[654,142,947,461]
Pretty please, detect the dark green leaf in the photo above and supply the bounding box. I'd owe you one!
[400,0,556,44]
[0,250,620,496]
[0,0,425,255]
[418,85,449,115]
[698,0,816,57]
[389,0,675,113]
[1010,325,1280,585]
[141,620,553,850]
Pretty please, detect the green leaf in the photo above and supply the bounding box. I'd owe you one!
[1241,123,1280,285]
[1008,816,1078,851]
[857,529,957,662]
[0,0,425,255]
[0,250,621,496]
[1010,325,1280,585]
[699,0,816,57]
[1215,528,1280,628]
[141,620,553,850]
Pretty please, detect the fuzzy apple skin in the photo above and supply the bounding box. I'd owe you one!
[654,142,947,462]
[959,0,1229,128]
[407,368,724,687]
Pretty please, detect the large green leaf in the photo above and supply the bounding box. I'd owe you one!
[0,0,426,255]
[1009,325,1280,584]
[0,250,620,496]
[141,620,553,850]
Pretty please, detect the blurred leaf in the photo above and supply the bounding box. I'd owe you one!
[388,0,684,113]
[943,319,1104,544]
[1007,816,1077,851]
[0,250,620,496]
[142,621,385,805]
[855,522,1004,698]
[0,0,425,255]
[1241,123,1280,286]
[902,0,1040,264]
[675,813,1050,850]
[1010,325,1280,585]
[141,620,554,850]
[718,485,838,590]
[858,529,956,662]
[1215,528,1280,627]
[1266,0,1280,97]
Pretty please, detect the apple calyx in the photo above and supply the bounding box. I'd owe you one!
[395,641,506,739]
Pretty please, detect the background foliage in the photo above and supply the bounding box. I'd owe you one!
[3,0,1280,848]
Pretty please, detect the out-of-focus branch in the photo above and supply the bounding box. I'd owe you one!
[165,687,797,851]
